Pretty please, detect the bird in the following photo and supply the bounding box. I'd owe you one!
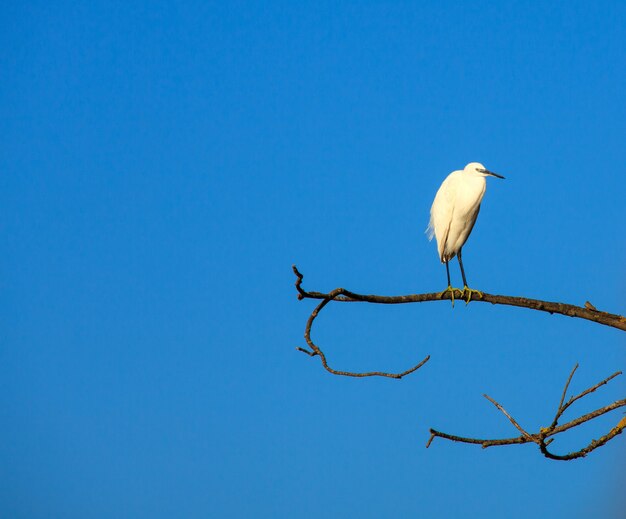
[427,162,504,304]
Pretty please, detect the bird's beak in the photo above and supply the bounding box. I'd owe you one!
[479,168,505,179]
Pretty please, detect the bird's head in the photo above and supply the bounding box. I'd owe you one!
[464,162,505,179]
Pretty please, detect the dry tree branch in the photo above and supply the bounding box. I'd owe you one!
[292,265,625,379]
[292,265,625,459]
[295,279,430,379]
[426,365,626,461]
[293,265,626,331]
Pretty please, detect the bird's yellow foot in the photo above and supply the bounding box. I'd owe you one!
[462,286,483,304]
[439,285,459,307]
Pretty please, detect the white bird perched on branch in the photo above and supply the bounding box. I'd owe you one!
[427,162,504,304]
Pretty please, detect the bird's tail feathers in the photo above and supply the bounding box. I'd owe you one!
[425,221,435,241]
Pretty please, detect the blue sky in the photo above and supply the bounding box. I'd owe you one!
[1,1,625,517]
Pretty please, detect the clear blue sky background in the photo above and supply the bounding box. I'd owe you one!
[1,1,625,517]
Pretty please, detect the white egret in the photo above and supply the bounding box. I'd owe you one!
[427,162,504,303]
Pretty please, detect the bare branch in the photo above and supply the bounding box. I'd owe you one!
[426,429,490,448]
[293,265,625,459]
[427,366,626,461]
[293,265,626,332]
[537,418,626,461]
[293,265,624,379]
[295,281,430,379]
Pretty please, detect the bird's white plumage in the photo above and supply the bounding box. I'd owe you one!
[427,162,494,263]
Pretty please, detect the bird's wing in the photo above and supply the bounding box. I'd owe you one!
[465,202,481,241]
[427,174,454,238]
[427,173,458,262]
[426,209,451,262]
[438,219,452,262]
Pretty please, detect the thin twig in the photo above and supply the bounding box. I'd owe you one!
[483,394,536,443]
[549,363,579,430]
[296,283,430,379]
[564,371,622,411]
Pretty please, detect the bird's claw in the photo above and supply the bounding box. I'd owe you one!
[462,286,483,304]
[439,285,459,307]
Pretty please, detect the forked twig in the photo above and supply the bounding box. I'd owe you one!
[294,267,430,378]
[426,365,626,460]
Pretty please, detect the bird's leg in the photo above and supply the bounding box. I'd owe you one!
[438,260,455,307]
[457,250,483,303]
[458,249,469,287]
